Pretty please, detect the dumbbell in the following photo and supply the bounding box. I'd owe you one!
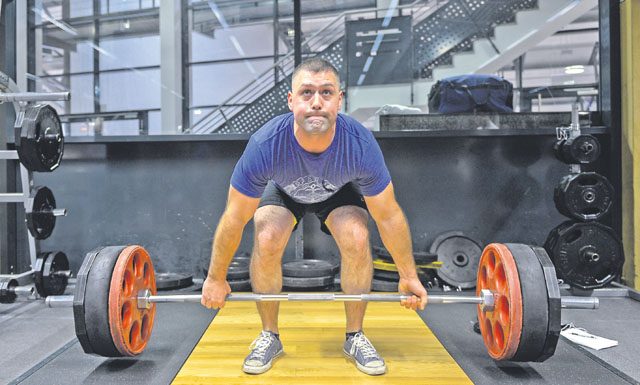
[45,244,598,361]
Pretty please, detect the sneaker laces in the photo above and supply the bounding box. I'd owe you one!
[350,333,379,360]
[248,332,275,360]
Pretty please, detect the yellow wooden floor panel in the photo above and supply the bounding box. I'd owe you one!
[173,301,471,385]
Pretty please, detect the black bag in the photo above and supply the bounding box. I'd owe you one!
[428,74,513,113]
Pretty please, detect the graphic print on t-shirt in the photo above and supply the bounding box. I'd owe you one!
[230,113,392,202]
[282,175,338,204]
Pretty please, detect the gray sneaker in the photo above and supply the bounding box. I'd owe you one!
[242,331,284,374]
[343,332,386,375]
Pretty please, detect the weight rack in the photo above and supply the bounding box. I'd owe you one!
[0,70,69,290]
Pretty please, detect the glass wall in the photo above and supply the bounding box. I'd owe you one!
[28,0,601,136]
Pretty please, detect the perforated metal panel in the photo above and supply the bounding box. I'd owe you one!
[214,39,345,134]
[413,0,537,79]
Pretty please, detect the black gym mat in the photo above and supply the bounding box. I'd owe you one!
[561,297,640,384]
[6,299,216,385]
[420,292,636,385]
[0,301,76,384]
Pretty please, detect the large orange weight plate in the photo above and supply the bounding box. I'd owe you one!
[476,243,523,360]
[108,245,157,356]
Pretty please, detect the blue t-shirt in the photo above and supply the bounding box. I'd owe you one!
[230,112,391,204]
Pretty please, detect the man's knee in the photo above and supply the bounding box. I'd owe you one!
[254,227,289,260]
[253,205,293,260]
[336,222,370,258]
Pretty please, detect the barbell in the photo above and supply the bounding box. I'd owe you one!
[45,243,598,361]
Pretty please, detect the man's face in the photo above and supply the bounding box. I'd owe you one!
[288,70,343,135]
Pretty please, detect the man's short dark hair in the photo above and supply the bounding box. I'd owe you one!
[292,58,340,85]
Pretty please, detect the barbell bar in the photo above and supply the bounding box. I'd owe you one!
[46,289,598,310]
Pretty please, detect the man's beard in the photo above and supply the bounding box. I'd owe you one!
[301,116,331,134]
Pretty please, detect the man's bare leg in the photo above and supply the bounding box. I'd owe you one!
[250,205,295,334]
[325,205,372,332]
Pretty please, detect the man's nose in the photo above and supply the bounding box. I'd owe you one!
[310,92,322,109]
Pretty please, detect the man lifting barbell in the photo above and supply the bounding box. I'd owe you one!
[200,58,428,375]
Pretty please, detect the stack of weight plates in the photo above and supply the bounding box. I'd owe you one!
[282,259,339,291]
[226,258,251,291]
[202,254,252,291]
[371,246,440,291]
[155,273,193,291]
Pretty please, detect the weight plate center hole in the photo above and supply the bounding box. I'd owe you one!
[453,253,469,267]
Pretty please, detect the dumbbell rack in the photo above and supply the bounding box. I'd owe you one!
[0,71,69,292]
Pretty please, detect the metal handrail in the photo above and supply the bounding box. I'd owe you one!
[190,0,442,133]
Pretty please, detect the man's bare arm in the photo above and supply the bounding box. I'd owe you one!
[207,186,260,280]
[364,182,427,310]
[364,182,417,278]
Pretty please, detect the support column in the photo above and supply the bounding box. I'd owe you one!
[293,0,301,67]
[160,0,183,133]
[15,0,26,91]
[620,0,640,289]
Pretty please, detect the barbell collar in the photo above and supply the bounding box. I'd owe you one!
[45,295,74,307]
[12,285,35,296]
[561,296,599,309]
[52,208,67,217]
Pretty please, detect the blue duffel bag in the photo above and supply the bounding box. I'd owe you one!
[428,74,513,113]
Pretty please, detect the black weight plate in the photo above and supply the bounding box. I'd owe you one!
[543,221,574,257]
[372,246,393,262]
[529,246,561,362]
[282,275,335,288]
[76,246,127,357]
[561,134,601,164]
[414,251,438,265]
[282,259,338,278]
[373,246,437,265]
[285,284,336,292]
[373,269,400,282]
[155,273,193,290]
[34,251,69,297]
[371,278,398,292]
[73,247,105,355]
[227,259,250,280]
[430,231,481,289]
[0,278,18,303]
[17,104,64,172]
[554,172,613,221]
[505,243,550,362]
[545,222,624,290]
[553,139,566,163]
[25,186,57,240]
[228,278,252,291]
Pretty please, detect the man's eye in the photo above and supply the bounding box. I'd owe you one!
[302,90,312,95]
[322,90,332,95]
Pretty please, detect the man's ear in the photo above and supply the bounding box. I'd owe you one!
[287,91,293,111]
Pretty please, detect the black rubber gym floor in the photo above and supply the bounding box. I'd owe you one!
[1,286,639,385]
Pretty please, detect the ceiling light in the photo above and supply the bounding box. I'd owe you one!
[564,65,584,75]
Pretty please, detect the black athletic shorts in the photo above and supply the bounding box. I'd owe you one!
[257,181,368,235]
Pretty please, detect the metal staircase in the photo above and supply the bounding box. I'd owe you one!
[426,0,598,84]
[190,0,594,134]
[190,0,442,134]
